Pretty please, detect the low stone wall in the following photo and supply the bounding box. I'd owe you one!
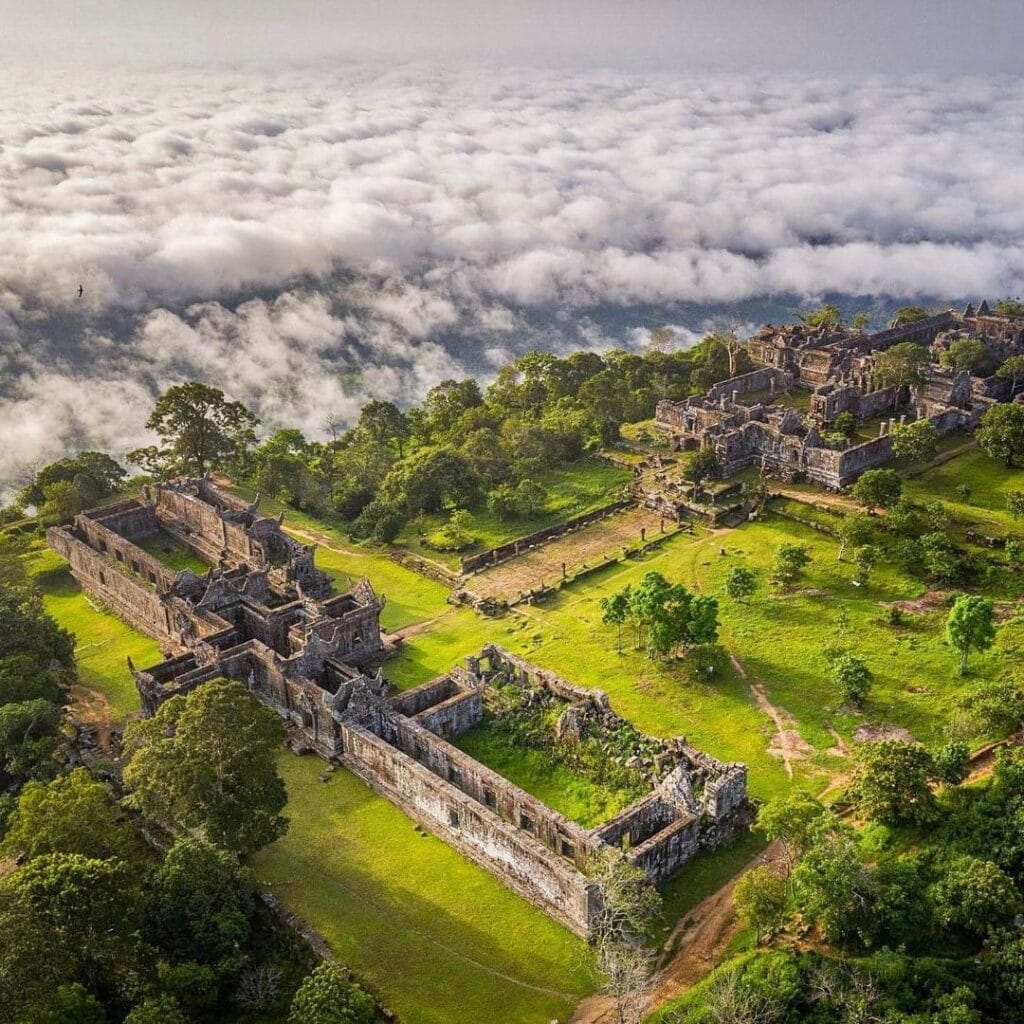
[705,367,791,404]
[460,500,631,575]
[340,719,598,935]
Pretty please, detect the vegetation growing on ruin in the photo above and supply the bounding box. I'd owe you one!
[453,676,652,827]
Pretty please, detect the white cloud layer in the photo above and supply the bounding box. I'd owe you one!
[1,62,1023,487]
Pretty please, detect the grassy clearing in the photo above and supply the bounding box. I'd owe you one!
[25,542,161,722]
[452,722,639,828]
[904,446,1024,536]
[136,529,210,574]
[394,457,631,569]
[253,754,593,1024]
[222,482,452,631]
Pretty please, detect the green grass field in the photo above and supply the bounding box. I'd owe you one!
[135,529,210,574]
[904,445,1024,535]
[453,722,640,828]
[252,754,593,1024]
[394,457,631,569]
[25,543,162,721]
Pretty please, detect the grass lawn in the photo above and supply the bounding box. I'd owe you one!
[252,754,594,1024]
[904,445,1024,536]
[394,457,632,569]
[25,542,161,722]
[452,721,640,828]
[387,507,1022,801]
[221,482,452,631]
[136,528,210,574]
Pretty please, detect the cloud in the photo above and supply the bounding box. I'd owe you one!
[1,62,1023,487]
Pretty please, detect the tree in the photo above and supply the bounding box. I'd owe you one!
[933,740,970,785]
[600,590,630,653]
[756,791,829,877]
[872,342,929,405]
[940,337,989,374]
[977,402,1024,468]
[851,312,870,330]
[145,837,253,974]
[684,448,720,487]
[0,853,141,1001]
[512,479,547,518]
[589,852,661,1024]
[122,679,287,855]
[349,499,404,544]
[629,572,719,658]
[380,446,480,514]
[996,355,1024,395]
[733,866,788,944]
[799,304,842,329]
[793,825,874,945]
[956,677,1024,735]
[0,698,62,780]
[725,566,758,603]
[289,961,377,1024]
[850,544,879,588]
[851,741,936,826]
[891,418,938,465]
[18,451,127,510]
[1,768,139,862]
[946,596,995,676]
[437,509,475,550]
[128,382,259,476]
[889,306,929,327]
[829,653,872,707]
[931,856,1021,937]
[36,481,84,527]
[851,469,902,512]
[770,543,811,591]
[357,399,409,455]
[836,512,873,561]
[833,411,856,439]
[125,996,188,1024]
[1007,489,1024,520]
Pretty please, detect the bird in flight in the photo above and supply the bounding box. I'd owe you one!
[77,284,83,298]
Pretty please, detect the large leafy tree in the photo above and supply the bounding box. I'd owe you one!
[1,768,140,862]
[0,853,141,1017]
[770,543,811,591]
[891,418,939,465]
[977,402,1024,468]
[357,399,409,455]
[872,342,930,404]
[18,451,127,511]
[380,446,480,514]
[626,571,718,659]
[288,962,377,1024]
[851,740,936,826]
[996,355,1024,395]
[145,838,253,972]
[931,855,1021,937]
[946,595,996,676]
[851,468,902,512]
[123,679,287,855]
[128,382,259,477]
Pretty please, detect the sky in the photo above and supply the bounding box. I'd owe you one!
[0,3,1022,491]
[1,1,1022,72]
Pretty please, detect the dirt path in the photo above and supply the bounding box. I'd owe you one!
[570,841,786,1024]
[390,608,457,640]
[68,684,116,755]
[769,485,864,515]
[731,655,812,779]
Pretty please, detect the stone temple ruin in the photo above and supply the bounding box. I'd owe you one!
[653,303,1024,493]
[48,478,748,936]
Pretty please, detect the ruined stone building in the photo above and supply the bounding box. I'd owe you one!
[48,478,389,744]
[335,645,748,935]
[653,303,1021,491]
[49,480,749,936]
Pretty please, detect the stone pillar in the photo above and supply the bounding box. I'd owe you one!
[878,422,886,437]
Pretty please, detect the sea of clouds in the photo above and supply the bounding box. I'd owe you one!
[1,61,1023,488]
